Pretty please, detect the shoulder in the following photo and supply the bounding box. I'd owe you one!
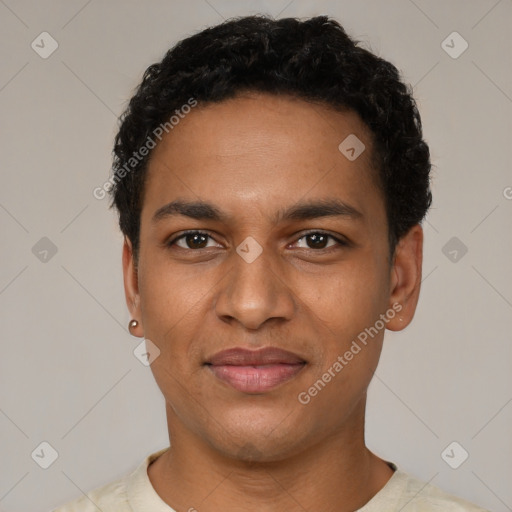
[51,448,169,512]
[393,470,490,511]
[51,475,129,512]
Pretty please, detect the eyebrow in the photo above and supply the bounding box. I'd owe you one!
[151,198,363,225]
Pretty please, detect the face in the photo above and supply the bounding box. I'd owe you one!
[123,92,422,462]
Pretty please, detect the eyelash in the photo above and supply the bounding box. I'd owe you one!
[166,229,348,252]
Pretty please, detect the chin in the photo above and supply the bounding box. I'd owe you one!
[218,437,297,464]
[204,413,311,464]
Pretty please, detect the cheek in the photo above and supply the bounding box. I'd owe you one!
[137,265,207,386]
[300,261,389,396]
[308,262,386,331]
[138,254,212,332]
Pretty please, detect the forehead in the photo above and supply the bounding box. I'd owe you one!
[141,92,383,225]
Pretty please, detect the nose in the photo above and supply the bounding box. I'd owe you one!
[214,243,296,331]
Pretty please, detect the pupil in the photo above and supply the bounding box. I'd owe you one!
[183,233,328,250]
[188,234,207,249]
[309,234,327,249]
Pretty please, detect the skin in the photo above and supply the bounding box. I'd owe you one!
[122,92,423,512]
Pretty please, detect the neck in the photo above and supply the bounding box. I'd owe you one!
[148,401,394,512]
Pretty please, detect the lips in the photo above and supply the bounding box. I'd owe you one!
[205,347,306,393]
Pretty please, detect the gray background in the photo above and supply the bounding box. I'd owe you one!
[1,1,511,511]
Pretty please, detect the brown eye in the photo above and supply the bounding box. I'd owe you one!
[182,233,208,249]
[294,231,346,250]
[167,231,220,250]
[305,233,329,249]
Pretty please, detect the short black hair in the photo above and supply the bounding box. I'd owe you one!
[109,14,432,263]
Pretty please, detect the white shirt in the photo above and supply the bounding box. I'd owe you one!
[52,448,490,511]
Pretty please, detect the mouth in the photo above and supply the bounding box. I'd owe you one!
[205,347,307,393]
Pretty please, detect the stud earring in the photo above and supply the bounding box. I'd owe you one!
[128,319,139,332]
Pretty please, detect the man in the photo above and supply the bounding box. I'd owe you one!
[55,14,489,512]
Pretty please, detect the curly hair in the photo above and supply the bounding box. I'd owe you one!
[109,14,432,263]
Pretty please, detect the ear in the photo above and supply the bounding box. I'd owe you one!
[122,236,143,337]
[386,224,423,331]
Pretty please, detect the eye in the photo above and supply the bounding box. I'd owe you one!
[167,230,221,250]
[166,230,348,252]
[292,231,347,251]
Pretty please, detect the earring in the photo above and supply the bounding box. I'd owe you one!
[128,319,139,332]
